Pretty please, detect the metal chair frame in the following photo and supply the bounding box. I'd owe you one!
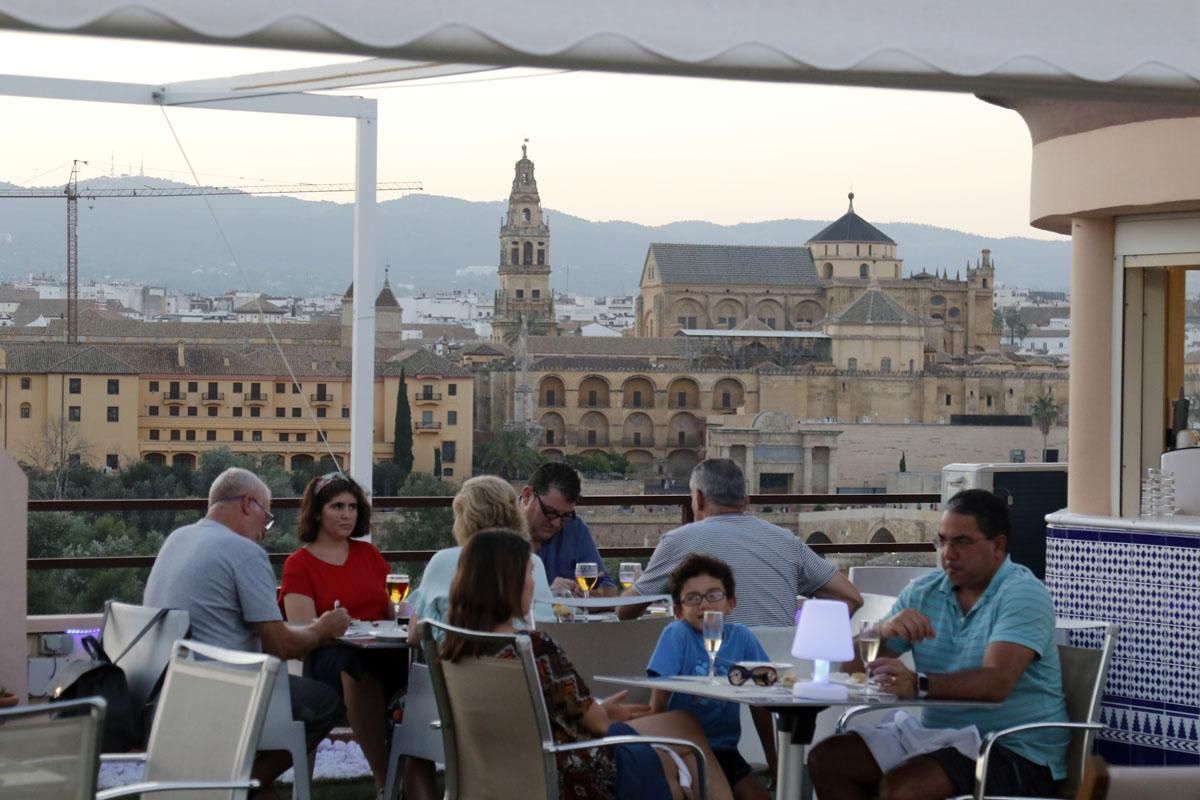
[423,620,709,800]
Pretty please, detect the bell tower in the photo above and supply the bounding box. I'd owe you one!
[493,141,557,343]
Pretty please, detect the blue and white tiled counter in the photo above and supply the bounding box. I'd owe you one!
[1045,511,1200,766]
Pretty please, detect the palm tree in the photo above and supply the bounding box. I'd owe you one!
[1031,391,1060,460]
[475,429,543,480]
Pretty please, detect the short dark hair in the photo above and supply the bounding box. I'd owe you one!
[528,461,582,503]
[944,489,1009,541]
[667,553,736,606]
[297,472,371,543]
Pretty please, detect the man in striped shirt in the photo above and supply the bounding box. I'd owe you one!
[618,458,861,625]
[807,489,1068,799]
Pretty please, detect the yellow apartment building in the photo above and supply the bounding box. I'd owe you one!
[0,342,473,480]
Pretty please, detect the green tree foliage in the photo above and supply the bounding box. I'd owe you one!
[372,473,458,580]
[393,368,414,482]
[473,429,543,480]
[24,448,306,615]
[565,450,632,478]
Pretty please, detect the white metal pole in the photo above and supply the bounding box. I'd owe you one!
[350,107,378,496]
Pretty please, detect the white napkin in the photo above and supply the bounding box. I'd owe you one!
[853,710,981,773]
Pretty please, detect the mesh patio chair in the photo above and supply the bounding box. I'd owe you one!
[834,622,1120,800]
[537,616,671,704]
[100,601,190,721]
[847,566,936,597]
[1073,756,1200,800]
[97,639,280,800]
[423,620,709,800]
[381,658,444,800]
[0,697,105,799]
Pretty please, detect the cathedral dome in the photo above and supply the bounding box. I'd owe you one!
[808,192,895,245]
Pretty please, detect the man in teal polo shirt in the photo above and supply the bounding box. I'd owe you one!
[808,489,1068,799]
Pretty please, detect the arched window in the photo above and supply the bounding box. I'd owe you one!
[19,402,30,419]
[522,242,533,265]
[859,264,869,278]
[823,263,834,279]
[948,307,961,318]
[510,246,519,265]
[847,358,858,371]
[522,208,531,223]
[537,245,545,265]
[880,357,892,374]
[982,278,989,288]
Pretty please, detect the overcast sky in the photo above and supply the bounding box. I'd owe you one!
[0,32,1060,241]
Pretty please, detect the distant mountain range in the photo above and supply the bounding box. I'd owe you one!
[0,176,1071,296]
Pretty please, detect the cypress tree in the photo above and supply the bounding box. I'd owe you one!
[393,367,413,482]
[433,446,442,478]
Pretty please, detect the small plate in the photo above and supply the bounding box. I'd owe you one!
[370,627,408,641]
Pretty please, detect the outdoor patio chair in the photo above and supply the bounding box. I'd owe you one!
[256,654,313,800]
[1073,756,1200,799]
[0,697,105,799]
[100,601,190,721]
[97,639,280,800]
[538,615,670,703]
[381,658,444,800]
[835,622,1120,800]
[847,565,936,597]
[423,620,709,800]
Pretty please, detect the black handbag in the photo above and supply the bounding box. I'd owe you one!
[51,608,170,751]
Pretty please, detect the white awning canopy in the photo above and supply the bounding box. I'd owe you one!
[0,1,1198,102]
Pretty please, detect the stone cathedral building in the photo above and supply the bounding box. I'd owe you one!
[491,143,558,343]
[481,165,1064,485]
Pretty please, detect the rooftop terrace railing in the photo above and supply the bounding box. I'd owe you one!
[26,492,940,571]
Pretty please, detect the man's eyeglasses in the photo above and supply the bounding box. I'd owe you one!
[680,589,727,607]
[728,664,778,687]
[535,493,577,523]
[213,495,275,531]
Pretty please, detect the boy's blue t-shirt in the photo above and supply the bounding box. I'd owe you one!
[646,619,769,750]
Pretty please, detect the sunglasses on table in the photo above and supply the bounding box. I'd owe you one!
[727,664,779,687]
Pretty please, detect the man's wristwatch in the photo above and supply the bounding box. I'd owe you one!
[916,672,930,699]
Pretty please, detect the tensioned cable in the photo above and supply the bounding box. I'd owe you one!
[158,105,342,468]
[363,68,571,91]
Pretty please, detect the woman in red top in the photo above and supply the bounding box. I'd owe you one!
[281,472,396,793]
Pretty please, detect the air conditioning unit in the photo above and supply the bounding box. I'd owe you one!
[941,462,1068,580]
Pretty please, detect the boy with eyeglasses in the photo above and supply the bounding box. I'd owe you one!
[646,553,775,800]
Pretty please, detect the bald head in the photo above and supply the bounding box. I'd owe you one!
[207,467,272,541]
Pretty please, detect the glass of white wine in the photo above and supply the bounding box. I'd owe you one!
[575,562,599,623]
[618,562,641,590]
[857,620,883,693]
[703,610,724,684]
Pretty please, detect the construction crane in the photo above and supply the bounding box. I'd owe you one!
[0,160,421,343]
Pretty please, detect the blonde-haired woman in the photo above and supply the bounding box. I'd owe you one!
[403,476,555,800]
[408,475,554,632]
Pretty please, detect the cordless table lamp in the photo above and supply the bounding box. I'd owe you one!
[790,598,854,699]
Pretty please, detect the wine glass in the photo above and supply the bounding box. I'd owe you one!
[618,562,641,590]
[857,620,882,693]
[575,562,599,599]
[703,610,724,684]
[386,573,410,628]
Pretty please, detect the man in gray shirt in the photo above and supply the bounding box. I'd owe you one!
[619,458,862,625]
[145,467,350,800]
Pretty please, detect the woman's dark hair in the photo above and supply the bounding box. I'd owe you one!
[297,472,371,543]
[440,528,531,663]
[668,552,736,605]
